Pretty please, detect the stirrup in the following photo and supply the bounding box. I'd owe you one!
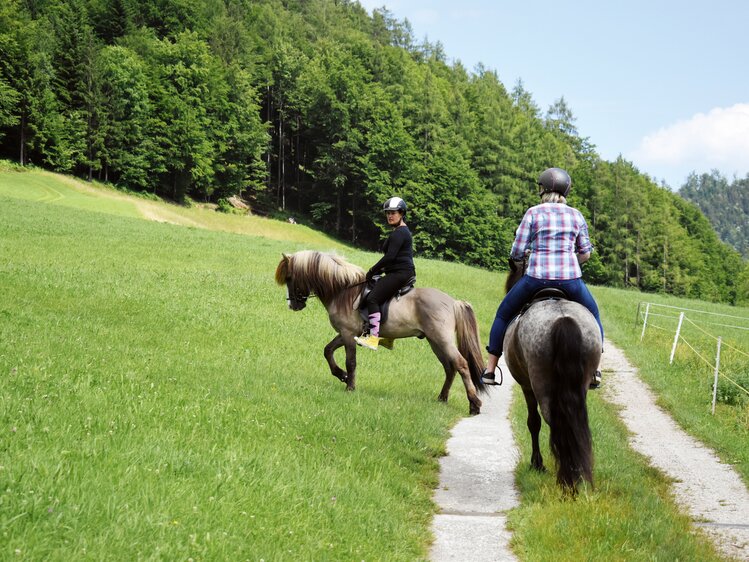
[481,366,503,386]
[589,370,602,389]
[354,334,380,351]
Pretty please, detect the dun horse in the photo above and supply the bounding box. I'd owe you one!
[275,250,487,414]
[503,260,601,490]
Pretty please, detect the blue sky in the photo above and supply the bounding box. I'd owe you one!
[357,0,749,190]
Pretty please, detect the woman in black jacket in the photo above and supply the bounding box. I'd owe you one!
[355,196,416,350]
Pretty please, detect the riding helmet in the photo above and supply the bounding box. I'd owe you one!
[537,167,571,197]
[383,196,407,213]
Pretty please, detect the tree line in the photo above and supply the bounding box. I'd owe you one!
[680,171,749,259]
[1,0,747,303]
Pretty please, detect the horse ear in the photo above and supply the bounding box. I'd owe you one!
[275,254,290,285]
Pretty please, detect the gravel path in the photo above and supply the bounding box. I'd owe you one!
[430,341,749,561]
[601,343,749,561]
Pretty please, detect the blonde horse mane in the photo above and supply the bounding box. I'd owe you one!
[275,250,365,303]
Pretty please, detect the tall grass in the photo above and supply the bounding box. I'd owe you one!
[593,287,749,484]
[507,390,723,561]
[0,196,471,559]
[0,168,741,560]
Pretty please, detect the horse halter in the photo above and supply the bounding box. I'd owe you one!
[285,277,313,310]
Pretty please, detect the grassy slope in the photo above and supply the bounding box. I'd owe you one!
[1,167,741,560]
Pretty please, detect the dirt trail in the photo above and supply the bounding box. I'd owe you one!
[601,343,749,561]
[430,340,749,561]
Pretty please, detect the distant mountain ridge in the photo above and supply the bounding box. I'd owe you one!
[679,172,749,259]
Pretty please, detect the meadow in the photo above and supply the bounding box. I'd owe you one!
[1,166,745,560]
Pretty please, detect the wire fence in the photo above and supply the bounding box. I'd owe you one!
[636,302,749,414]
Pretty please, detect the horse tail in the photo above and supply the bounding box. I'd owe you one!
[549,316,593,490]
[453,301,488,395]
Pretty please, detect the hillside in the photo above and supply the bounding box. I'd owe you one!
[1,170,745,560]
[680,170,749,259]
[0,0,746,302]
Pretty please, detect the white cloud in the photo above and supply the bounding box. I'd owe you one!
[629,104,749,180]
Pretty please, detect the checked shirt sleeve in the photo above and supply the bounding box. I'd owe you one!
[575,210,593,255]
[510,209,533,260]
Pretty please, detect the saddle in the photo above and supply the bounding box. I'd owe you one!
[518,287,568,317]
[357,274,416,327]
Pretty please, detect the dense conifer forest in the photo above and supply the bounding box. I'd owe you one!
[1,0,747,303]
[680,171,749,260]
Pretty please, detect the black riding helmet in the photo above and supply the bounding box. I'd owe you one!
[383,196,407,214]
[537,167,571,197]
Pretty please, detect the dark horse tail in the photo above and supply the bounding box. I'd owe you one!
[549,316,593,490]
[453,301,488,395]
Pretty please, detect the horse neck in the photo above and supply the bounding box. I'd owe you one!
[322,285,363,321]
[505,266,524,294]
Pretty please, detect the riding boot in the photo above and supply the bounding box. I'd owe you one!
[355,312,382,350]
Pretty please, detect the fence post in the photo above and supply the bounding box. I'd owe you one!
[669,312,684,365]
[711,336,722,415]
[640,303,651,342]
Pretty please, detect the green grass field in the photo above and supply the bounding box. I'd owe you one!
[1,166,745,560]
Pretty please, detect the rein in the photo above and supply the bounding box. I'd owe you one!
[287,278,368,308]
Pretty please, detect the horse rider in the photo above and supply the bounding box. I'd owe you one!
[355,196,416,351]
[482,167,604,388]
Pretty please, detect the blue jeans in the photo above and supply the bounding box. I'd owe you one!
[487,276,604,356]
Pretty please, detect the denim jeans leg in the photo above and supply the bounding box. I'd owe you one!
[487,276,540,355]
[560,278,604,342]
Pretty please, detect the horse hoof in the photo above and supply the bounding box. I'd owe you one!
[469,405,481,416]
[345,385,355,392]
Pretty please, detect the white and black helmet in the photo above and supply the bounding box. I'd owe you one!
[537,167,571,197]
[383,196,407,213]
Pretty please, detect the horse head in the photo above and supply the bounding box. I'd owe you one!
[275,253,311,311]
[505,257,526,294]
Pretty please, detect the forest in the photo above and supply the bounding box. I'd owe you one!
[680,171,749,260]
[1,0,747,303]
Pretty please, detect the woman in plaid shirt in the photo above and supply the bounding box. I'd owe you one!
[482,167,604,387]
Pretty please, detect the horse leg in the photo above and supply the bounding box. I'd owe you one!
[521,386,545,472]
[428,341,456,403]
[343,339,357,391]
[323,335,349,384]
[429,338,481,415]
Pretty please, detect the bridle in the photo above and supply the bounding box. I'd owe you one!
[284,276,369,310]
[285,277,314,310]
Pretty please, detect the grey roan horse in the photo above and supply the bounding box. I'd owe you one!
[503,261,601,490]
[275,250,488,414]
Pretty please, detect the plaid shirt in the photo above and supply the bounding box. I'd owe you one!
[510,203,593,280]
